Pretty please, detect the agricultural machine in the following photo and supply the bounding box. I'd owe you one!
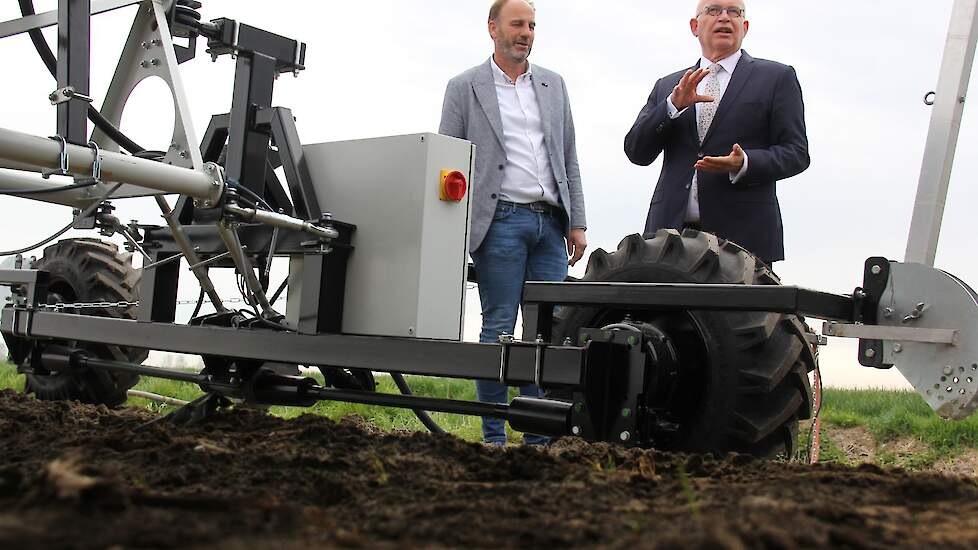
[0,0,976,458]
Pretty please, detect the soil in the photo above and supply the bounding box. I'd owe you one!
[3,390,978,549]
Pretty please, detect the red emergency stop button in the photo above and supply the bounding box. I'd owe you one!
[440,170,467,202]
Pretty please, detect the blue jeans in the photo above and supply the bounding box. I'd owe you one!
[471,202,568,445]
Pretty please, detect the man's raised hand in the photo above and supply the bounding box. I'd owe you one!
[670,68,715,111]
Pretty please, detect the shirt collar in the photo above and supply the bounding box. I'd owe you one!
[700,49,742,75]
[490,56,532,85]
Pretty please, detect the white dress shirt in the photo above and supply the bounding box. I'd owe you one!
[666,49,749,223]
[491,57,560,207]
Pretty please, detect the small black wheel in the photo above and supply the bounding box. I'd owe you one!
[20,238,146,407]
[554,229,815,458]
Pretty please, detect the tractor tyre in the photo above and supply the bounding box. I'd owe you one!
[22,238,146,407]
[553,229,815,458]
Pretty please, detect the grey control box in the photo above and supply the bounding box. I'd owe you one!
[300,133,474,340]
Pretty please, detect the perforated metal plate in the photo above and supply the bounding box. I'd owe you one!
[880,262,978,419]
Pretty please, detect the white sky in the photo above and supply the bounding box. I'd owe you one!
[0,1,975,390]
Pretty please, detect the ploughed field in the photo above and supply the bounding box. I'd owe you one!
[2,389,978,549]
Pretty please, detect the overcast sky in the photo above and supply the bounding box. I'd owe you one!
[0,0,974,389]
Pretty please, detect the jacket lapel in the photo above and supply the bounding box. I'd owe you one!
[472,59,506,150]
[686,59,702,145]
[531,70,554,146]
[701,51,755,146]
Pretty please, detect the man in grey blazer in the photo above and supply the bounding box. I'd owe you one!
[439,0,587,446]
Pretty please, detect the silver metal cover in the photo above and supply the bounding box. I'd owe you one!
[880,262,978,419]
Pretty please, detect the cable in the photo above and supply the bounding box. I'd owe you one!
[391,373,447,434]
[0,183,122,257]
[0,179,98,196]
[127,389,189,407]
[189,287,206,319]
[228,182,274,212]
[19,0,145,155]
[269,278,288,306]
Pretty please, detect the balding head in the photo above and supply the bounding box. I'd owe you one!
[489,0,535,23]
[695,0,746,15]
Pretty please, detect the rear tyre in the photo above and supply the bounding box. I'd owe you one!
[553,229,815,458]
[21,238,146,407]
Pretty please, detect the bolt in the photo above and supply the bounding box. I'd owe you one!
[871,265,882,275]
[48,92,58,102]
[571,426,581,435]
[151,58,161,66]
[152,39,162,47]
[864,348,876,359]
[562,337,573,346]
[944,365,954,376]
[619,431,631,442]
[141,41,151,49]
[140,60,151,68]
[883,308,894,318]
[179,151,188,158]
[893,343,903,353]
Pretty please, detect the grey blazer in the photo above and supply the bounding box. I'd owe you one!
[439,58,586,252]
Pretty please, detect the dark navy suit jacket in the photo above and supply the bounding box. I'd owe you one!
[624,51,809,263]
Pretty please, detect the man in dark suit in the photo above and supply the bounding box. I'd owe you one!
[624,1,809,264]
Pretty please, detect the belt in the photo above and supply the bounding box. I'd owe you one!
[498,200,562,216]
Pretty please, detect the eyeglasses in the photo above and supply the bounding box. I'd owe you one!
[699,6,745,18]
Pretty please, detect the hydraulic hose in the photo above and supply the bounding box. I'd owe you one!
[391,372,446,434]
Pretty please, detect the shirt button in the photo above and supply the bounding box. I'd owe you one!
[697,152,705,159]
[491,193,498,199]
[498,164,504,170]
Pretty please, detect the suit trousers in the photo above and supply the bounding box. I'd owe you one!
[471,202,568,445]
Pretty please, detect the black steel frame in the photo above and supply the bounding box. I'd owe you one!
[56,0,90,144]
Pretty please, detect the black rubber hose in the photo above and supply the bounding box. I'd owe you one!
[390,373,446,434]
[19,0,145,155]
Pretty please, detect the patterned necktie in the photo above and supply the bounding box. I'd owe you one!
[687,63,723,223]
[697,63,722,143]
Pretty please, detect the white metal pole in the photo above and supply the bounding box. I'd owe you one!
[0,126,222,203]
[905,0,978,266]
[0,167,97,208]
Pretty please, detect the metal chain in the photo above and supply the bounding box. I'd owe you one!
[38,297,248,311]
[39,301,140,311]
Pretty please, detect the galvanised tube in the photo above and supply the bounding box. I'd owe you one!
[0,126,223,203]
[224,203,338,241]
[154,196,227,312]
[0,167,96,208]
